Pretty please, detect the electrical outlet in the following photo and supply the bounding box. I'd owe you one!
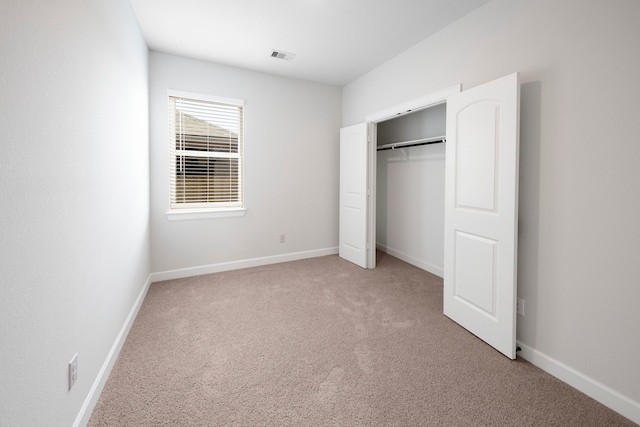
[279,234,286,243]
[69,353,78,390]
[516,297,525,317]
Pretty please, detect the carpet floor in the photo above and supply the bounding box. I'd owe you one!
[88,253,637,426]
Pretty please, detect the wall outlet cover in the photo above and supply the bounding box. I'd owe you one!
[69,353,78,390]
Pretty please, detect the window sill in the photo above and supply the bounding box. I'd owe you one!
[165,208,247,221]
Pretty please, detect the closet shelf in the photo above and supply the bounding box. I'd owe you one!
[376,135,446,151]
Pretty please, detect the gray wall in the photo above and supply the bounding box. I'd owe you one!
[343,0,640,418]
[0,0,150,425]
[149,52,342,276]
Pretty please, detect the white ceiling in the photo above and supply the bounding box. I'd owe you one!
[129,0,490,87]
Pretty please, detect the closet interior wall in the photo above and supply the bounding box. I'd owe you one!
[375,103,447,277]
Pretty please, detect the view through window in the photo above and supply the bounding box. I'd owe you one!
[168,93,244,210]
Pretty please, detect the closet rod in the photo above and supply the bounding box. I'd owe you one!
[376,135,446,151]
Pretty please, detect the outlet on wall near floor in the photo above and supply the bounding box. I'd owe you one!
[279,234,286,243]
[516,297,525,316]
[69,353,78,390]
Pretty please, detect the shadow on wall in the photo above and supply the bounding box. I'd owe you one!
[517,80,542,347]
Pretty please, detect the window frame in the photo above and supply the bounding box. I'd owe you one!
[165,89,246,221]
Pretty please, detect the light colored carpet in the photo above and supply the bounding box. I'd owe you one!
[89,253,637,426]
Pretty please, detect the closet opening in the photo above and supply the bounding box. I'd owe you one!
[354,74,521,359]
[371,102,447,277]
[364,84,460,271]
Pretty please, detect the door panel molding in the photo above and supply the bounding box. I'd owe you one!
[444,72,520,359]
[339,123,369,268]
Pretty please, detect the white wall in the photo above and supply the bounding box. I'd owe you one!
[0,1,150,426]
[149,52,342,277]
[343,0,640,421]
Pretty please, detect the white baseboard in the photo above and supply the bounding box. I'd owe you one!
[377,244,444,278]
[150,247,340,283]
[73,275,152,427]
[516,341,640,425]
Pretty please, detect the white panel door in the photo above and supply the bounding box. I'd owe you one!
[339,123,368,268]
[444,73,520,359]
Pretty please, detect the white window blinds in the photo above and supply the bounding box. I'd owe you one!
[168,94,244,209]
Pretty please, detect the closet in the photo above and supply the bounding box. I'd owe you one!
[375,103,447,278]
[339,72,520,358]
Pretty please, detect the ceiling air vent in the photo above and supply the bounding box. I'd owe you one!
[270,49,296,61]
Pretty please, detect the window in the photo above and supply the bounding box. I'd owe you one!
[168,91,244,216]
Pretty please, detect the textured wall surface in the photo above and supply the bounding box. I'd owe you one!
[0,1,150,425]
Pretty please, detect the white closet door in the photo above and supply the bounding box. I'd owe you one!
[339,123,368,268]
[444,72,520,359]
